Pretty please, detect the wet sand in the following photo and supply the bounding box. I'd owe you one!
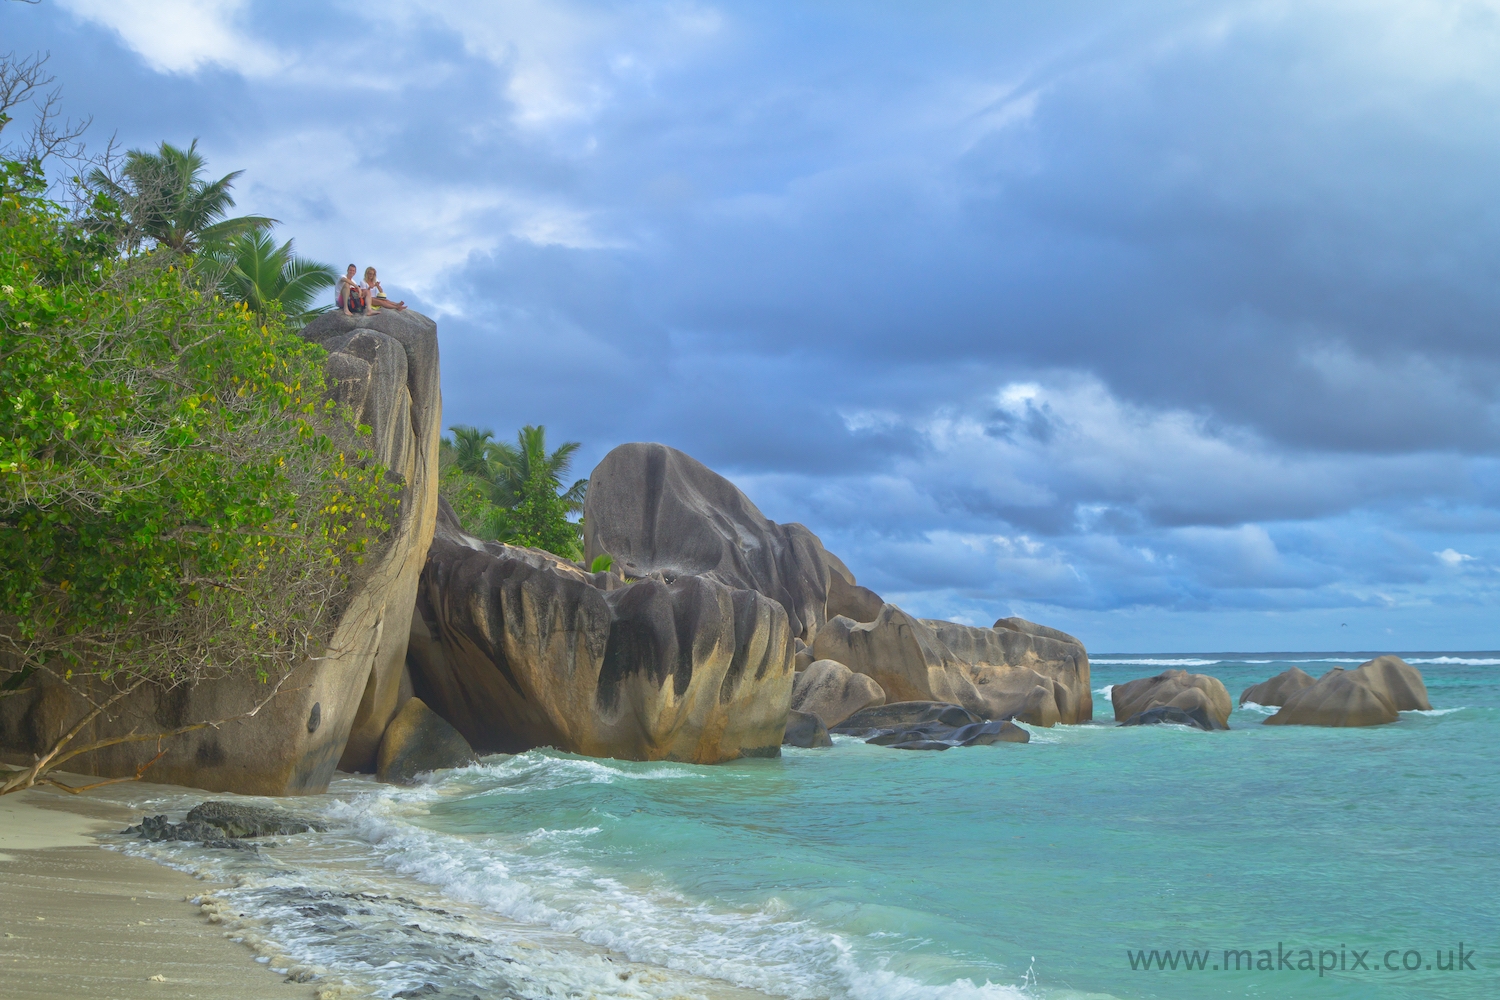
[0,788,319,1000]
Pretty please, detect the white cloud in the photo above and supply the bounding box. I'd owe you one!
[58,0,281,76]
[402,0,724,130]
[1435,547,1475,566]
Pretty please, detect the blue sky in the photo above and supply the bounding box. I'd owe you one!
[9,0,1500,651]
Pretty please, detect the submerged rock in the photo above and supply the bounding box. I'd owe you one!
[833,701,1028,749]
[782,709,833,748]
[790,659,886,728]
[1112,670,1232,729]
[832,701,983,733]
[407,500,794,763]
[1239,667,1315,707]
[1120,705,1227,731]
[376,697,478,783]
[1264,656,1430,727]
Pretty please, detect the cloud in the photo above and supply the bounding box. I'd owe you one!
[1435,548,1476,566]
[57,0,282,76]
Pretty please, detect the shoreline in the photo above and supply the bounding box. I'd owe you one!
[0,787,319,1000]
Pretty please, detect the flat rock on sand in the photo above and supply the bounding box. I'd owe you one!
[0,790,317,1000]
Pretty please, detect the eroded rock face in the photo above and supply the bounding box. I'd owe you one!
[790,659,886,728]
[1240,667,1315,707]
[407,502,795,763]
[1264,656,1430,727]
[0,310,442,794]
[1112,670,1232,730]
[811,606,1091,726]
[582,443,837,643]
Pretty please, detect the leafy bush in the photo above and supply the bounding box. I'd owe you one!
[0,155,399,698]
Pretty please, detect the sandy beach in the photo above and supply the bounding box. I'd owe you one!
[0,787,319,1000]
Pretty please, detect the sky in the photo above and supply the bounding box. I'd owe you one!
[7,0,1500,652]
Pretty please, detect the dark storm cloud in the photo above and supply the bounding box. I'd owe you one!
[13,0,1500,647]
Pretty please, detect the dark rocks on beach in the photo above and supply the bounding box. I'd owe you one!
[376,696,478,784]
[1111,669,1233,729]
[1264,655,1431,727]
[122,815,255,850]
[1239,667,1315,707]
[185,800,326,837]
[782,709,833,748]
[1120,704,1227,731]
[123,799,328,847]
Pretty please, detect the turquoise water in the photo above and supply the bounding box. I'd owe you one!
[116,653,1499,999]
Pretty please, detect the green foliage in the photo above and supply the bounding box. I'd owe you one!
[214,228,337,324]
[0,154,398,691]
[436,423,587,560]
[590,554,613,573]
[86,139,274,254]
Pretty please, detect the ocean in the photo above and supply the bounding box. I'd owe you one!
[109,653,1498,1000]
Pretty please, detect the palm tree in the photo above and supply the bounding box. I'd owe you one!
[87,139,274,254]
[447,426,500,480]
[218,229,336,324]
[491,425,586,511]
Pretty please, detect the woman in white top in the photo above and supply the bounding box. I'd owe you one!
[362,266,407,311]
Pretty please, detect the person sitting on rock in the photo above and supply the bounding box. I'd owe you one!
[363,266,407,311]
[337,264,367,315]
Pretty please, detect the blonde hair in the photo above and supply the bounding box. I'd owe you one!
[364,267,377,278]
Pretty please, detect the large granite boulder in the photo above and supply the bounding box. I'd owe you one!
[790,659,886,728]
[1264,656,1431,727]
[811,606,1091,725]
[1239,667,1315,707]
[376,697,477,783]
[1112,670,1232,729]
[406,501,795,763]
[782,709,833,748]
[582,443,838,643]
[0,310,442,794]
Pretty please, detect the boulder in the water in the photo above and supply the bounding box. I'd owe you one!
[1112,670,1232,729]
[184,801,325,837]
[834,702,1028,749]
[1264,656,1430,727]
[782,709,833,748]
[814,607,1091,726]
[1120,705,1227,731]
[832,701,982,734]
[790,659,886,728]
[376,697,478,783]
[1239,667,1315,707]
